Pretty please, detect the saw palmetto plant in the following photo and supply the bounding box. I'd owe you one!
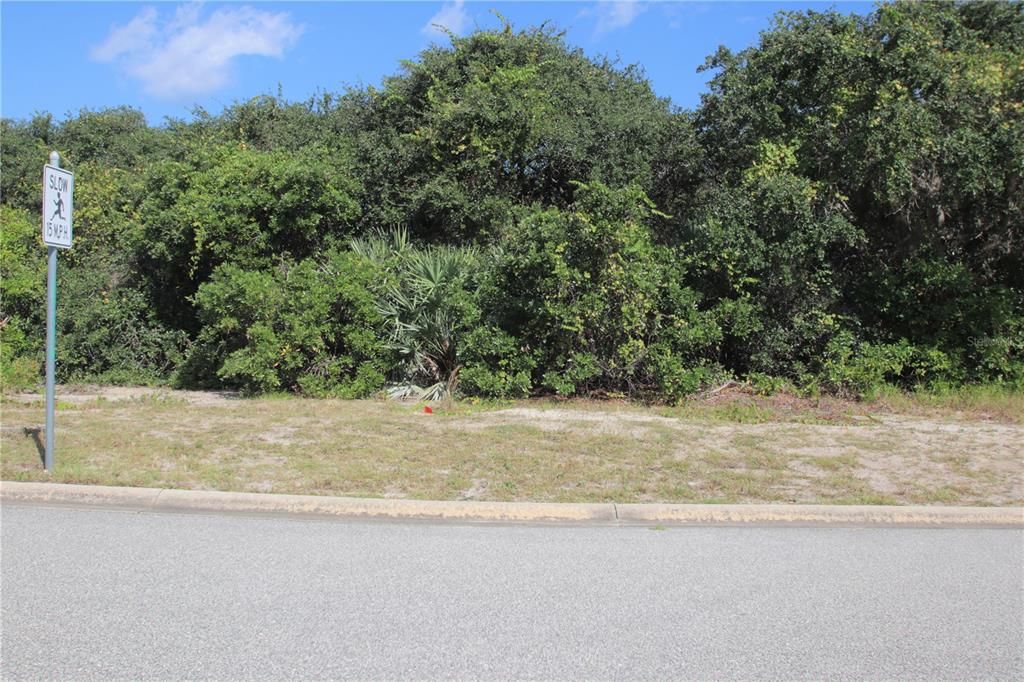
[375,242,478,401]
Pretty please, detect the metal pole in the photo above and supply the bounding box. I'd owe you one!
[44,151,59,472]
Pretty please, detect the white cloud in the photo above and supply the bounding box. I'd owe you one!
[167,2,203,34]
[90,4,303,98]
[592,1,649,38]
[421,1,469,39]
[90,7,159,62]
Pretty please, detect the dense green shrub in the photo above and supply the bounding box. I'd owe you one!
[135,145,362,334]
[649,255,730,401]
[459,325,535,398]
[0,115,54,213]
[820,332,967,399]
[682,171,865,382]
[57,259,187,384]
[185,252,391,396]
[481,182,720,398]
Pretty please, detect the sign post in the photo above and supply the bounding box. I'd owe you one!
[42,151,73,471]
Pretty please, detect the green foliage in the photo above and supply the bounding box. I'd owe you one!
[183,147,359,271]
[0,207,46,341]
[57,259,187,384]
[215,93,344,153]
[346,23,671,242]
[698,1,1024,383]
[0,206,46,387]
[459,325,535,398]
[187,252,390,396]
[135,143,361,332]
[685,171,864,380]
[0,115,54,212]
[822,333,914,398]
[645,353,722,403]
[967,312,1024,387]
[747,373,790,396]
[1,6,1020,401]
[820,331,969,398]
[1,354,39,392]
[55,106,166,169]
[349,225,412,263]
[482,182,717,398]
[63,161,147,274]
[352,229,507,400]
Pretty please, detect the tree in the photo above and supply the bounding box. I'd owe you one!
[135,143,361,333]
[54,106,166,169]
[343,21,672,243]
[694,1,1023,384]
[0,114,54,212]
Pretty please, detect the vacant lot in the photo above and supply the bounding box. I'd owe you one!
[2,386,1021,506]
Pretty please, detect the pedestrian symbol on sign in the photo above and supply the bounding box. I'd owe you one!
[51,191,66,221]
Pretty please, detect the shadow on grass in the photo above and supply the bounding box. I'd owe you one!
[22,427,44,467]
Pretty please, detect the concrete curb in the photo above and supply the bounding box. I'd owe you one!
[614,502,1024,527]
[0,482,614,524]
[2,481,1022,527]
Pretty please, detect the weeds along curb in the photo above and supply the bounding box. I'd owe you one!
[2,481,1022,527]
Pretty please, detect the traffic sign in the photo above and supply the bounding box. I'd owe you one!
[42,164,73,249]
[41,151,71,472]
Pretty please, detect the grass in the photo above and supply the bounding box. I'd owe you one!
[1,386,1021,507]
[872,383,1024,423]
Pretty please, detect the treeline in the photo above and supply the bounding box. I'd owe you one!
[2,2,1021,400]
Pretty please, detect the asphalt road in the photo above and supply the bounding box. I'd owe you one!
[2,504,1022,680]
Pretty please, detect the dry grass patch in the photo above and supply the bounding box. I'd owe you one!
[1,386,1021,506]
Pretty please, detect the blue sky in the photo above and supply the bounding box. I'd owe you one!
[1,1,873,125]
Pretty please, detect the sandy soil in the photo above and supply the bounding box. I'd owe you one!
[4,384,1021,505]
[6,385,239,407]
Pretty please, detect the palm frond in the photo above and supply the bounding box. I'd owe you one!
[350,225,410,263]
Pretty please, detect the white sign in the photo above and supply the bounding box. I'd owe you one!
[42,165,73,249]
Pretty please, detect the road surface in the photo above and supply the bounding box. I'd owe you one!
[2,504,1022,679]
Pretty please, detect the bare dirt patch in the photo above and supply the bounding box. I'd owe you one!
[483,406,680,426]
[5,385,240,407]
[467,406,679,439]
